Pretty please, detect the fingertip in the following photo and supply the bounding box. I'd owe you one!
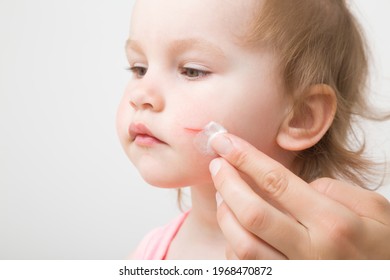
[209,158,222,177]
[210,133,234,156]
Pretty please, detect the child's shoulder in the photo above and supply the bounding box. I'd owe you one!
[131,211,190,260]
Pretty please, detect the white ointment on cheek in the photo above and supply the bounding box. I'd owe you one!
[193,121,227,156]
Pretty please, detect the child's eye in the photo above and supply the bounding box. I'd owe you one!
[181,67,210,80]
[127,66,148,78]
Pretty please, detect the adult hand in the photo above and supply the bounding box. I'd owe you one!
[209,133,390,259]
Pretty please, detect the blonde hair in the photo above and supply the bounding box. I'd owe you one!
[245,0,388,187]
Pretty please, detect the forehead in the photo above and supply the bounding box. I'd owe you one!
[130,0,258,43]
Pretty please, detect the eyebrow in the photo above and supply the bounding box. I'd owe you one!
[125,38,226,59]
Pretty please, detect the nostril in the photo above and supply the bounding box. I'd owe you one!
[129,100,154,111]
[140,103,154,110]
[129,101,138,110]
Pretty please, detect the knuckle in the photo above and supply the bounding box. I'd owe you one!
[230,148,251,170]
[234,240,257,260]
[315,219,364,259]
[367,192,390,215]
[262,167,289,196]
[239,202,268,231]
[325,216,361,245]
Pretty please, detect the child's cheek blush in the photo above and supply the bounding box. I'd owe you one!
[194,121,227,156]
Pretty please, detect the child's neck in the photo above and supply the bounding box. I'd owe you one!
[166,182,227,259]
[190,183,221,232]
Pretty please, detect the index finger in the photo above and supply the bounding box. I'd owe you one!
[209,133,346,226]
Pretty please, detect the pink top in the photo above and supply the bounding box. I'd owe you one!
[132,211,190,260]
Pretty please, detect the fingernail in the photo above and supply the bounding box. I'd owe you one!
[216,192,223,207]
[211,134,233,155]
[209,159,221,177]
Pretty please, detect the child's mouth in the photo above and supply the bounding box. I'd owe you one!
[129,123,166,146]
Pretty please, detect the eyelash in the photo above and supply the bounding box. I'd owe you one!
[127,66,147,79]
[125,66,211,80]
[180,67,211,80]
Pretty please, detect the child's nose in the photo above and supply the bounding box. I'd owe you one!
[129,83,165,112]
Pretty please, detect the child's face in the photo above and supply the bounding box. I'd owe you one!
[117,0,290,188]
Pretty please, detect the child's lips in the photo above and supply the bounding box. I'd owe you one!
[129,123,166,145]
[133,134,165,146]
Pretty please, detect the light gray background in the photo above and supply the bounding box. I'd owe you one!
[1,0,389,259]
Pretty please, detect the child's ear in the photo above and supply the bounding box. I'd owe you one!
[276,84,337,151]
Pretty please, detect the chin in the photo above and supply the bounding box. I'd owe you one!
[137,165,211,189]
[140,172,189,188]
[130,150,213,188]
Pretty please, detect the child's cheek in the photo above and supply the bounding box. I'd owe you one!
[169,107,216,155]
[115,99,130,144]
[171,91,223,129]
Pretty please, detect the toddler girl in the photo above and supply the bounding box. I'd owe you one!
[116,0,390,259]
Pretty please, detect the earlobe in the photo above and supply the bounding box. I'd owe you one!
[276,84,337,151]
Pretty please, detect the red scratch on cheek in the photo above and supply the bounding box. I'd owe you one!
[183,127,203,134]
